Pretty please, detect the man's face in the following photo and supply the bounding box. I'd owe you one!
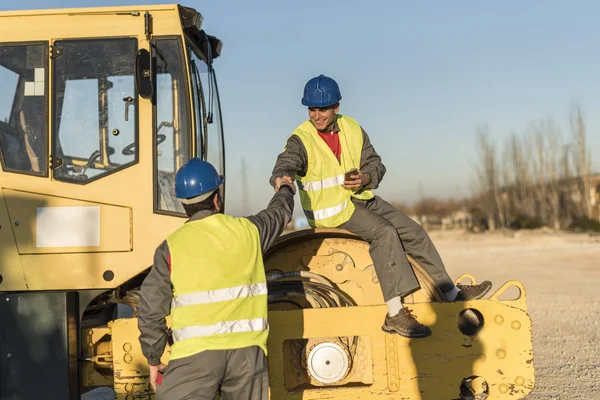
[308,103,339,131]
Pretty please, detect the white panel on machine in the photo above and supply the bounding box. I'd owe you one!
[36,206,100,248]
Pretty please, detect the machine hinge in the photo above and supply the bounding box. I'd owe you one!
[144,11,153,40]
[50,46,63,59]
[50,155,63,169]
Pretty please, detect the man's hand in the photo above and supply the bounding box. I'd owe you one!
[274,176,295,193]
[149,363,166,392]
[342,170,370,190]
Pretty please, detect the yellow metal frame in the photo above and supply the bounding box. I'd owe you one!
[0,4,200,291]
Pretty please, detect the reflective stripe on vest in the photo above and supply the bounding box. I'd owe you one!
[291,115,374,228]
[171,283,268,309]
[166,214,268,361]
[299,173,345,192]
[304,200,348,222]
[172,318,269,341]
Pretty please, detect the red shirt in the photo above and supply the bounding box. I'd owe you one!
[317,130,341,159]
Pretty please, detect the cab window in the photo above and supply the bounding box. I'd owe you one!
[154,38,191,214]
[0,43,47,175]
[52,38,138,183]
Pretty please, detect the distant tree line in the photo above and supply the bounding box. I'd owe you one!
[394,103,599,232]
[472,103,596,231]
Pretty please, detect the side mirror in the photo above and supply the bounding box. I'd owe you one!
[135,48,153,99]
[208,35,223,59]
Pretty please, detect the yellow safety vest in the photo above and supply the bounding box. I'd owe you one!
[291,114,374,228]
[166,214,268,361]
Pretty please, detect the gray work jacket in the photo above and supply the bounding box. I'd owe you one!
[137,186,294,366]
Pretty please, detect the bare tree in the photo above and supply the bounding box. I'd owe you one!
[507,133,536,220]
[560,142,573,227]
[569,103,592,219]
[471,103,594,231]
[473,126,505,229]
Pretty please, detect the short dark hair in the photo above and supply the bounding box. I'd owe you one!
[182,191,219,217]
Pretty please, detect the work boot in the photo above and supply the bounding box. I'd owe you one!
[454,280,493,301]
[382,308,431,338]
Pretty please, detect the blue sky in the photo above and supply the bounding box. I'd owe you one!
[4,1,600,216]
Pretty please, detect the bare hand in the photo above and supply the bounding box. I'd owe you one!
[342,171,368,190]
[274,176,294,192]
[149,363,166,391]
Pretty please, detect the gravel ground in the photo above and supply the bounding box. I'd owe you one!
[429,229,600,400]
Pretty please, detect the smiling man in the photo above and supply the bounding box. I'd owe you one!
[270,74,492,339]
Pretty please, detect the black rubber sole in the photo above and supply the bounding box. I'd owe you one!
[382,324,431,338]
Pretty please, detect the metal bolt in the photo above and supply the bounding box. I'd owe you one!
[335,264,343,271]
[512,320,521,330]
[5,298,9,302]
[494,315,504,324]
[496,349,506,359]
[124,354,133,364]
[14,221,19,227]
[123,342,133,352]
[7,353,11,358]
[515,376,525,386]
[499,384,509,394]
[125,383,134,393]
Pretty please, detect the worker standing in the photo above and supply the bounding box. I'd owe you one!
[270,75,492,339]
[138,158,295,399]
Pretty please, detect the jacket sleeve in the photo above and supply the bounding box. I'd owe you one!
[138,240,172,366]
[246,185,295,253]
[269,135,307,187]
[359,127,386,190]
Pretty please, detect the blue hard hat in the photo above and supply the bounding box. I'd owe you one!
[174,158,224,199]
[301,74,342,107]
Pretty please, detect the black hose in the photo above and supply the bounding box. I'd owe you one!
[268,289,328,308]
[268,281,339,308]
[273,280,356,307]
[269,299,304,309]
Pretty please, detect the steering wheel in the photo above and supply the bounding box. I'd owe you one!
[122,134,166,156]
[86,150,102,168]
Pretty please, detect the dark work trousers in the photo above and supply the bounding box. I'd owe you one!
[155,346,268,400]
[339,196,455,301]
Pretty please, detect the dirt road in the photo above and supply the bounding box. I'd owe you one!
[430,229,600,400]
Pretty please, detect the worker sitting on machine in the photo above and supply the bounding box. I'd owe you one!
[270,75,492,339]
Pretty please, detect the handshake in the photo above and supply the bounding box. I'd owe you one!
[273,176,296,194]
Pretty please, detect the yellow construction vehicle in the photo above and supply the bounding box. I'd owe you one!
[0,4,535,399]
